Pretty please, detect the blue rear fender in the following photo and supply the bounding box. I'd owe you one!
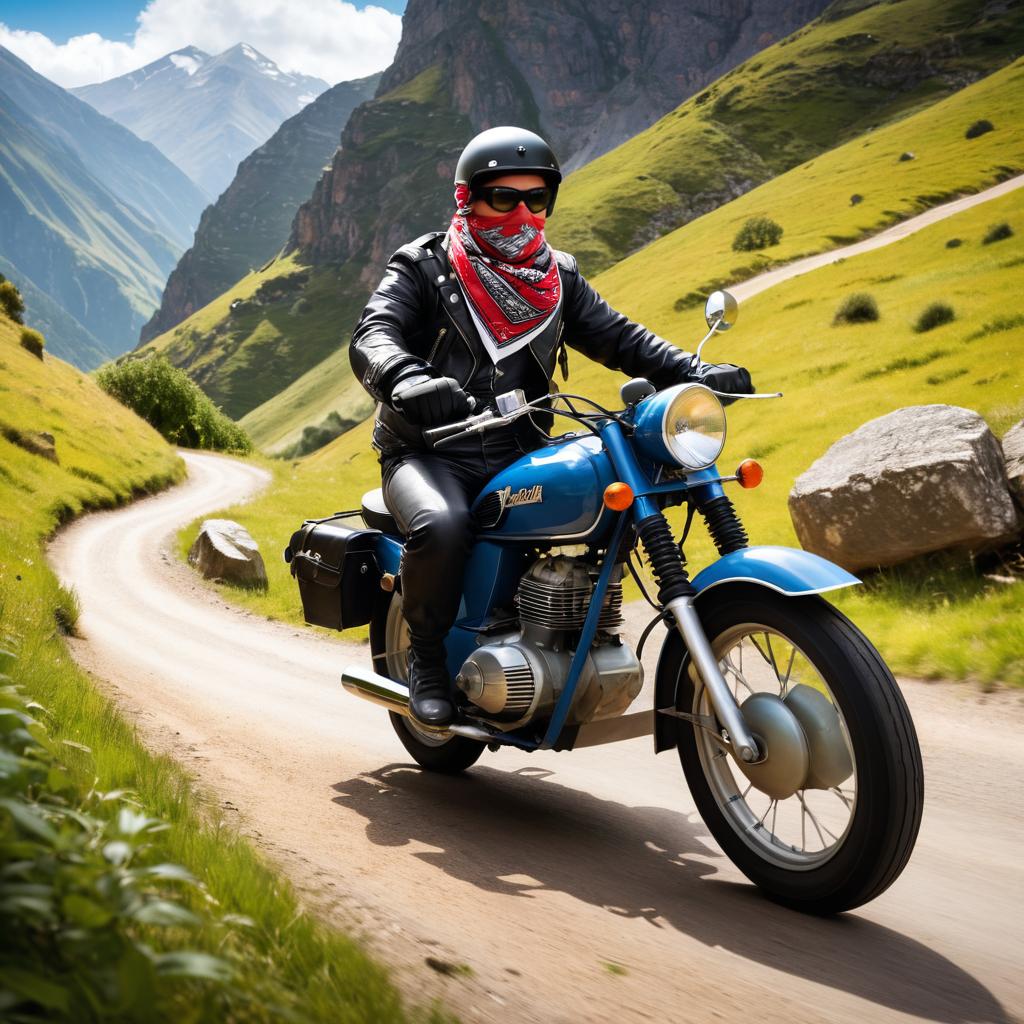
[691,545,860,597]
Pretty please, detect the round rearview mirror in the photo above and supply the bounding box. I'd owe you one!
[705,289,738,331]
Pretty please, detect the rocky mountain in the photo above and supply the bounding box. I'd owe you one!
[288,0,832,280]
[73,44,329,200]
[138,72,379,344]
[0,47,208,368]
[0,46,206,253]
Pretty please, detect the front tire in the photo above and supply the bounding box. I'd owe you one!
[370,590,484,774]
[664,584,923,914]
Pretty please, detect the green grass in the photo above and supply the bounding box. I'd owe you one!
[0,317,441,1019]
[188,187,1024,686]
[565,56,1024,330]
[239,345,374,455]
[547,0,1024,273]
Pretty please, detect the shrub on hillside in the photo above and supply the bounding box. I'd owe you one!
[914,302,955,333]
[850,193,863,206]
[732,216,783,252]
[833,292,879,325]
[19,327,45,359]
[0,274,25,323]
[96,354,252,453]
[965,119,994,139]
[982,222,1013,245]
[945,238,963,249]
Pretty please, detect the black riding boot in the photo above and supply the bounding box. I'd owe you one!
[407,641,455,727]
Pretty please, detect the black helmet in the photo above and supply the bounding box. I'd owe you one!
[455,125,562,214]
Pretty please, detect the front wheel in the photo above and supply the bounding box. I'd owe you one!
[370,589,485,774]
[664,584,923,914]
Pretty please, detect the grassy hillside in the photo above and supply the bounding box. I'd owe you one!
[202,52,1023,456]
[547,0,1024,273]
[186,187,1024,684]
[0,317,432,1018]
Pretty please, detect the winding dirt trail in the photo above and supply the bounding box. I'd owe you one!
[730,173,1024,302]
[50,451,1024,1024]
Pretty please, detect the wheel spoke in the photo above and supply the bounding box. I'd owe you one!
[781,647,797,695]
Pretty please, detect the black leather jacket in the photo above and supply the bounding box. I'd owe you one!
[349,230,695,455]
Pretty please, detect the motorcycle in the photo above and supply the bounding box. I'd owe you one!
[285,290,923,914]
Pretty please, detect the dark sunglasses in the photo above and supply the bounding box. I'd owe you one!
[474,185,553,214]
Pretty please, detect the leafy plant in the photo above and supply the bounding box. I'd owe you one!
[982,221,1013,245]
[833,292,879,325]
[0,275,25,324]
[0,647,236,1020]
[914,302,955,333]
[96,355,252,453]
[965,118,994,139]
[19,327,45,359]
[732,216,783,252]
[945,237,962,248]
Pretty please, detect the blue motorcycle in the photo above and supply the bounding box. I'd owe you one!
[286,290,923,913]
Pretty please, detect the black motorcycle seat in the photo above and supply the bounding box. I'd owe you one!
[361,488,399,534]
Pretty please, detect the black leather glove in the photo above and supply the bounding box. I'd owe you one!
[689,361,754,406]
[390,374,474,427]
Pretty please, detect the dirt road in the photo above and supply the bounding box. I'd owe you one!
[731,172,1024,302]
[50,451,1023,1023]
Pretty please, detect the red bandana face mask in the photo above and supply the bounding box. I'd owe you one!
[445,182,562,362]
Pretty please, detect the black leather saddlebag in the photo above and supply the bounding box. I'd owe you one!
[284,513,381,630]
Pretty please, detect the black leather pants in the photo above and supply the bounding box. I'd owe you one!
[380,436,524,656]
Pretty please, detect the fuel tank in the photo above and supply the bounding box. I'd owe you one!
[472,435,617,542]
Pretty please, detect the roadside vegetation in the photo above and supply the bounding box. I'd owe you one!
[185,190,1024,686]
[97,353,253,453]
[0,308,440,1019]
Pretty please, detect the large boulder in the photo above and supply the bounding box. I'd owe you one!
[188,519,267,587]
[1001,419,1024,507]
[789,405,1020,572]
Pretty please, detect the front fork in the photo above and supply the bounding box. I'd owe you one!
[633,508,760,764]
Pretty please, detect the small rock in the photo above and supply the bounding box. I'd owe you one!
[188,519,267,587]
[1001,419,1024,508]
[789,405,1021,571]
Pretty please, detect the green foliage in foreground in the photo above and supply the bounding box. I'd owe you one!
[96,355,252,454]
[0,322,442,1022]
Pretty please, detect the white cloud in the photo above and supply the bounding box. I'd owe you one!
[0,0,402,88]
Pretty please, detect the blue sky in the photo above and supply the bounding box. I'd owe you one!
[0,0,406,44]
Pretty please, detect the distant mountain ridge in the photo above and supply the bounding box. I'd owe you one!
[139,71,380,344]
[0,46,206,253]
[0,45,208,368]
[73,44,329,199]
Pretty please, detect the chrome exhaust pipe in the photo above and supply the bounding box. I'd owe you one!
[341,664,412,717]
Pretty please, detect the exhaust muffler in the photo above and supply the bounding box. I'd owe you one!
[341,664,412,716]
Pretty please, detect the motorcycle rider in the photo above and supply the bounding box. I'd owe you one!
[350,126,753,727]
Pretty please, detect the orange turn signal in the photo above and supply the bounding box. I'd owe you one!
[736,459,764,489]
[603,482,634,510]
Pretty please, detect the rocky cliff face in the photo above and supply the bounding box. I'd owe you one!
[139,72,378,344]
[287,0,831,280]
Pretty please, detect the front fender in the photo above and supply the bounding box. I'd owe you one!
[691,545,859,597]
[652,548,859,754]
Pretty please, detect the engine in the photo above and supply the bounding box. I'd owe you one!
[455,555,643,731]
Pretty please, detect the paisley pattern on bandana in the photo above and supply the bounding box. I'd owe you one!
[445,182,562,362]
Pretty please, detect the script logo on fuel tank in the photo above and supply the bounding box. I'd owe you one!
[500,484,543,508]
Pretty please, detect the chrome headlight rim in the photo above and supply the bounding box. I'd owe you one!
[660,382,727,471]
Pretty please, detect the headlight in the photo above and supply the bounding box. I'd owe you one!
[632,383,726,470]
